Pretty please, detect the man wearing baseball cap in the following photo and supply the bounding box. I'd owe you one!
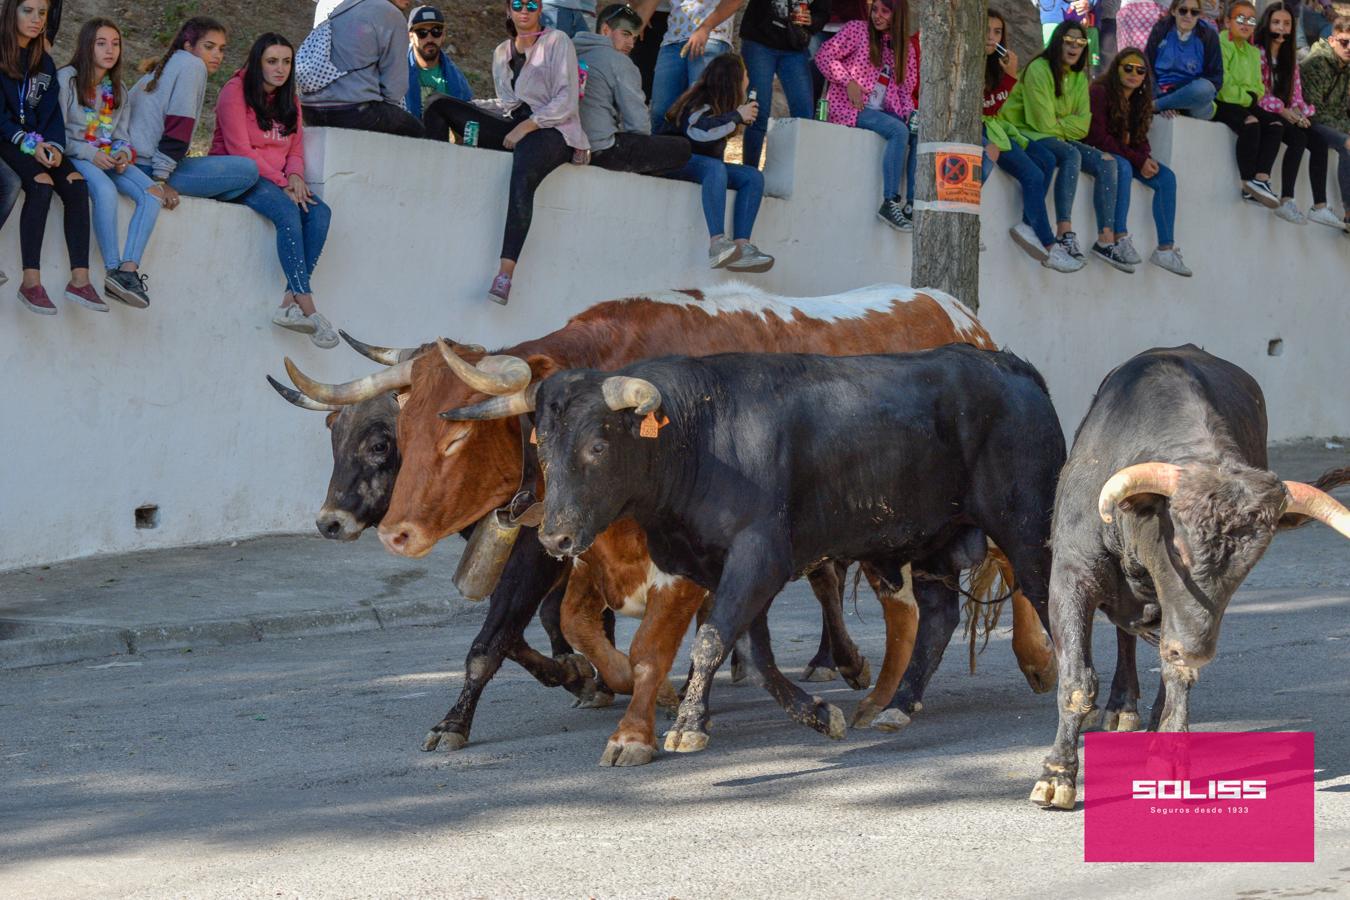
[405,5,472,127]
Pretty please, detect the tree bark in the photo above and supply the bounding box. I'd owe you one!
[911,0,987,312]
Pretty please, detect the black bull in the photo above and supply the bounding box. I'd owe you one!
[535,346,1066,753]
[1029,345,1350,810]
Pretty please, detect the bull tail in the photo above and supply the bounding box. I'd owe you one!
[962,549,1012,674]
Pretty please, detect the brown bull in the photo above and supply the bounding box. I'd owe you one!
[289,284,1057,763]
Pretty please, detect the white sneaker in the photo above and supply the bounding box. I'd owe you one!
[726,242,775,273]
[1307,205,1347,230]
[1274,199,1307,224]
[709,236,740,268]
[307,312,339,349]
[1042,242,1084,273]
[272,303,316,334]
[1115,234,1142,265]
[1150,246,1192,277]
[1008,222,1049,261]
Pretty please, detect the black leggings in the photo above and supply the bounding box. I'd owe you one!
[590,132,692,175]
[1274,122,1309,200]
[0,143,89,271]
[1213,101,1283,181]
[423,97,573,262]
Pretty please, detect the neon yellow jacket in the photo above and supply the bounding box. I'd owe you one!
[997,57,1091,143]
[1217,31,1264,107]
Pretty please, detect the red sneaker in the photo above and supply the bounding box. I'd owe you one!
[65,281,109,312]
[17,284,57,315]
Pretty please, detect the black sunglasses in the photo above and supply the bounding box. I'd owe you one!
[1175,6,1201,16]
[413,26,444,38]
[1121,63,1147,74]
[602,3,642,27]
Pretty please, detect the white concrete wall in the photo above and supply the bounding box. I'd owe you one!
[1,117,1345,570]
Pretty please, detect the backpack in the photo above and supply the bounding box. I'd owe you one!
[296,0,368,95]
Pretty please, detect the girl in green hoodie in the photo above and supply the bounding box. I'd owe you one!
[1212,1,1283,207]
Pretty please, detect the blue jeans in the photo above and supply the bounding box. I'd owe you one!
[541,5,595,38]
[650,39,732,129]
[666,153,764,240]
[236,179,331,295]
[1134,162,1177,247]
[985,133,1057,248]
[740,38,814,167]
[1074,141,1131,236]
[855,107,911,200]
[1155,78,1216,120]
[138,155,259,201]
[73,159,160,269]
[1029,138,1081,226]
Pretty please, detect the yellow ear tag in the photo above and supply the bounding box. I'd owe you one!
[640,412,669,439]
[529,427,538,445]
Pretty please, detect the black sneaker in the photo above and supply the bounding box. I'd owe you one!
[1092,241,1136,273]
[877,199,910,232]
[105,269,150,308]
[1058,231,1084,260]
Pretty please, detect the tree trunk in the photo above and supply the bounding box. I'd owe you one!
[911,0,987,312]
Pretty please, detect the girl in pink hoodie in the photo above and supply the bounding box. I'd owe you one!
[210,32,336,349]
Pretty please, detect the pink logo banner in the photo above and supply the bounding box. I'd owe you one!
[1084,732,1314,863]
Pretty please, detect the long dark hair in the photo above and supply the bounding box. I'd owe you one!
[1255,2,1296,105]
[1031,20,1089,97]
[142,16,225,93]
[242,33,298,135]
[0,0,48,79]
[869,0,909,76]
[68,18,125,110]
[986,8,1008,96]
[665,53,746,125]
[1094,49,1154,147]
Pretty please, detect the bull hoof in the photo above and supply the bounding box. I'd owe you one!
[573,690,615,710]
[840,658,872,691]
[1104,710,1141,732]
[850,698,883,729]
[663,727,710,754]
[824,702,847,740]
[872,708,912,733]
[1029,777,1077,810]
[600,740,656,767]
[423,730,468,752]
[801,665,838,683]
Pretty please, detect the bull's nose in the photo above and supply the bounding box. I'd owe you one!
[538,531,574,557]
[379,525,412,555]
[318,517,343,539]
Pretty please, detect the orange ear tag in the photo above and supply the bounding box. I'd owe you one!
[530,427,538,445]
[640,412,670,439]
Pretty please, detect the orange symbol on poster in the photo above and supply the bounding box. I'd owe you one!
[935,151,982,205]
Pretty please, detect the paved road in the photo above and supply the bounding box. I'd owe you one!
[2,449,1348,898]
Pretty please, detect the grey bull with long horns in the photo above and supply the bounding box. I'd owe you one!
[1029,345,1350,810]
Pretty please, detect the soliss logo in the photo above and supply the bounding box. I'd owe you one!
[1132,780,1267,800]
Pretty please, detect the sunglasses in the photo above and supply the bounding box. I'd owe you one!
[1175,7,1201,16]
[1233,14,1257,26]
[1336,37,1350,47]
[602,3,641,26]
[510,0,541,11]
[413,26,444,38]
[1121,63,1147,74]
[1063,35,1089,47]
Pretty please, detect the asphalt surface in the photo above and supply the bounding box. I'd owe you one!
[1,443,1347,898]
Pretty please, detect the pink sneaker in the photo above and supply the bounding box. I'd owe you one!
[488,273,511,305]
[64,281,109,312]
[17,284,57,315]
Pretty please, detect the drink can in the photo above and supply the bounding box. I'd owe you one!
[464,120,480,147]
[815,98,828,121]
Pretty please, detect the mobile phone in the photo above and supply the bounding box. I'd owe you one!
[995,42,1009,59]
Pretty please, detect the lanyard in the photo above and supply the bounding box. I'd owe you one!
[17,76,28,126]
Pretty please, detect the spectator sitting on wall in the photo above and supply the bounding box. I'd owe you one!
[1146,0,1222,119]
[1088,48,1193,275]
[58,17,158,309]
[1300,13,1350,230]
[575,4,691,174]
[405,5,472,132]
[543,0,596,38]
[127,18,260,206]
[301,0,425,138]
[0,0,102,315]
[661,53,774,272]
[737,0,829,168]
[815,0,921,232]
[647,0,746,128]
[212,33,338,349]
[1213,1,1285,209]
[1254,2,1317,224]
[420,0,590,305]
[983,8,1082,272]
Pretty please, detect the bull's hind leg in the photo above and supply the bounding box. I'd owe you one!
[559,562,628,708]
[851,564,919,728]
[985,546,1057,694]
[1101,630,1142,732]
[600,582,706,767]
[876,563,961,732]
[802,561,871,689]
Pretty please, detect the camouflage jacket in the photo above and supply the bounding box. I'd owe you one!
[1301,39,1350,134]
